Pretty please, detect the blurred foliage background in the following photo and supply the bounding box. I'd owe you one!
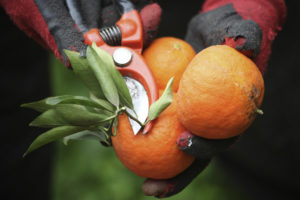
[49,55,244,200]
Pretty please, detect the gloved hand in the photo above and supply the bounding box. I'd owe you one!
[142,0,286,197]
[0,0,161,66]
[185,0,286,73]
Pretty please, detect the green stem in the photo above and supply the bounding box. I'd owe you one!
[255,107,264,115]
[125,110,144,128]
[97,114,117,125]
[98,126,110,139]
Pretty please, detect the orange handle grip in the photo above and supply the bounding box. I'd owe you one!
[116,10,143,53]
[84,10,158,134]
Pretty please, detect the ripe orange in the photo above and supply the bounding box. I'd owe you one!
[177,45,264,139]
[143,37,196,92]
[112,92,195,179]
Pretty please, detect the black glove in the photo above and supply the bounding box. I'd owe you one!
[185,4,261,59]
[142,0,286,197]
[143,132,237,198]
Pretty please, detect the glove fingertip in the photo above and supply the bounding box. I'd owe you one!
[176,131,193,150]
[140,3,162,30]
[140,3,162,46]
[142,179,168,197]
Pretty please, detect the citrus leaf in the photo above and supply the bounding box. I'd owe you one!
[21,95,76,112]
[63,130,108,145]
[21,95,114,113]
[86,45,119,107]
[89,93,115,112]
[148,77,174,121]
[23,126,85,157]
[29,104,112,128]
[64,50,105,99]
[59,97,115,113]
[91,43,134,110]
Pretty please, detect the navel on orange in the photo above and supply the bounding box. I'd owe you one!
[177,45,264,139]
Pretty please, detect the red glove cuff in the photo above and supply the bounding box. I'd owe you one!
[201,0,286,73]
[1,0,62,61]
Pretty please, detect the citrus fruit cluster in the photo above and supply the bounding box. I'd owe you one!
[112,37,264,179]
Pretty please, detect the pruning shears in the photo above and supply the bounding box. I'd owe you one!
[84,0,158,135]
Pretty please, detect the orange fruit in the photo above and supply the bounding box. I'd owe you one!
[143,37,196,92]
[112,92,195,179]
[177,45,264,139]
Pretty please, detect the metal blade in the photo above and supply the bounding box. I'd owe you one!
[124,77,149,135]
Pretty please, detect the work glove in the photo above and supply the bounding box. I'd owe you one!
[0,0,161,67]
[142,0,286,197]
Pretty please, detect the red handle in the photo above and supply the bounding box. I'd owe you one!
[84,10,143,53]
[83,10,158,134]
[116,10,143,53]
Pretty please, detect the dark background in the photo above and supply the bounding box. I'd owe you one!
[1,0,300,199]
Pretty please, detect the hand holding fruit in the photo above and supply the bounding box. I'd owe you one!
[185,0,286,73]
[141,41,264,198]
[14,0,287,198]
[142,0,286,197]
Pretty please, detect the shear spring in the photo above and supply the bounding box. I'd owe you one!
[99,25,122,46]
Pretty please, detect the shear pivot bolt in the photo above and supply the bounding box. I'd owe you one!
[113,48,133,67]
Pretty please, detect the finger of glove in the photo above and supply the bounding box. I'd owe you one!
[34,0,87,65]
[142,159,211,198]
[185,4,262,57]
[177,131,238,159]
[139,2,162,47]
[65,0,102,33]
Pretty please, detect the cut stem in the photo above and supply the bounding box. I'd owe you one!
[125,110,144,128]
[255,107,264,115]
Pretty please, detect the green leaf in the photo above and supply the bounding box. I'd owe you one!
[21,95,71,112]
[64,50,105,99]
[147,77,174,121]
[30,104,112,128]
[86,45,119,107]
[21,95,114,113]
[89,93,115,112]
[91,43,134,110]
[23,126,85,157]
[59,97,115,113]
[63,130,108,145]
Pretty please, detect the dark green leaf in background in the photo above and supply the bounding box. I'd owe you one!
[86,46,119,107]
[91,43,134,110]
[64,50,105,99]
[24,126,85,157]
